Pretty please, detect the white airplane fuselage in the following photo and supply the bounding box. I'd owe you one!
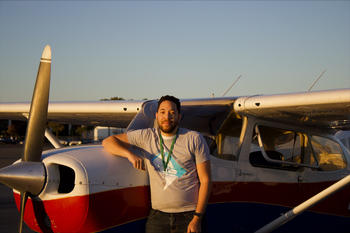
[13,116,350,233]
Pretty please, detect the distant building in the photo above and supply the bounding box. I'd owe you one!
[93,126,125,142]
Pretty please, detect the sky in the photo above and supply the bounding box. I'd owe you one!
[0,1,349,102]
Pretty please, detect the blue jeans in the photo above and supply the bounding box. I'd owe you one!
[145,209,206,233]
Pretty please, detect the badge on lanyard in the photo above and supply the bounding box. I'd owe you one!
[159,129,179,172]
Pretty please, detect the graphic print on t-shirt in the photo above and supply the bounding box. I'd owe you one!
[151,151,187,190]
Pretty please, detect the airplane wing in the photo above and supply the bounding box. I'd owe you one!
[0,101,144,128]
[234,88,350,131]
[1,88,349,131]
[0,98,235,130]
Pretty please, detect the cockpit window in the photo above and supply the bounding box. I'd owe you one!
[250,126,306,170]
[310,136,346,171]
[250,125,347,171]
[207,115,242,161]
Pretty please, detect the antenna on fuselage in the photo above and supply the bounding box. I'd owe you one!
[308,70,326,92]
[222,75,242,97]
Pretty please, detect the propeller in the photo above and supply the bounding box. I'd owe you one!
[0,45,51,233]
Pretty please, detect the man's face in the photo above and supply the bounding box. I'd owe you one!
[156,100,180,134]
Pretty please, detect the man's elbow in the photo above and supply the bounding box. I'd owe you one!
[102,135,116,151]
[102,136,111,148]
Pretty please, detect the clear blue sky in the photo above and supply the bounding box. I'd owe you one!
[0,1,349,101]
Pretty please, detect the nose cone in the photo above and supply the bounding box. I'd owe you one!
[0,161,46,196]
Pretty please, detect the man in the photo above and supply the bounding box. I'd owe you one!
[103,95,212,233]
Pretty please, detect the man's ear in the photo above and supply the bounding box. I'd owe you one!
[179,113,183,121]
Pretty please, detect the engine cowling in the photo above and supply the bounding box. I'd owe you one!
[14,145,150,233]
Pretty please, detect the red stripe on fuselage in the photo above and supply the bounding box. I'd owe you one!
[14,181,349,232]
[82,185,150,232]
[14,186,150,233]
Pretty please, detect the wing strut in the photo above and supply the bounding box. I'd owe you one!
[44,129,63,149]
[255,174,350,233]
[22,115,63,149]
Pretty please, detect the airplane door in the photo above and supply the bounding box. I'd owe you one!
[218,122,307,232]
[240,124,307,207]
[298,134,350,216]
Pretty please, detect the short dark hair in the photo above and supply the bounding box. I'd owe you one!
[157,95,181,113]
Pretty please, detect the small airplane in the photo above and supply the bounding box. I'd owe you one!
[0,45,350,233]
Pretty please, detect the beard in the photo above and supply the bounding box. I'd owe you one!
[158,120,178,134]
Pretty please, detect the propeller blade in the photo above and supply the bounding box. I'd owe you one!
[23,45,51,162]
[0,45,51,233]
[18,192,28,233]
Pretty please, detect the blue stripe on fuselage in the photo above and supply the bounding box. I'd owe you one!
[100,203,350,233]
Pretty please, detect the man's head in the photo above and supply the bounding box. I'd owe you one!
[156,95,181,135]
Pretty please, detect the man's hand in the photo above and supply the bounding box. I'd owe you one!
[187,216,201,233]
[128,154,145,170]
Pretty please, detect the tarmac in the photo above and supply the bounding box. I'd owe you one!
[0,144,53,233]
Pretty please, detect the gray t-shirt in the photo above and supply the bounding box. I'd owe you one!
[127,127,210,213]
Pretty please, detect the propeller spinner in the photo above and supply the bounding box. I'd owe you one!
[0,45,51,233]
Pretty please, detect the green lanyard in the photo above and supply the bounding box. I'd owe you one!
[159,129,178,172]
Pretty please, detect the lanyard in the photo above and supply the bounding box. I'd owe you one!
[159,129,178,172]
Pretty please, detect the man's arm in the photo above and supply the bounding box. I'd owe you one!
[102,133,145,170]
[187,160,212,233]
